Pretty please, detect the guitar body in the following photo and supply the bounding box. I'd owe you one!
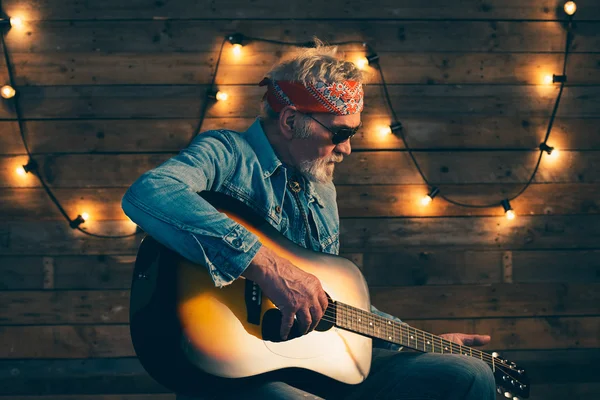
[130,192,372,395]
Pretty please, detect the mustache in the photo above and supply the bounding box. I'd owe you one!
[328,154,344,163]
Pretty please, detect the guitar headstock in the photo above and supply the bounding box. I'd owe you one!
[491,352,530,399]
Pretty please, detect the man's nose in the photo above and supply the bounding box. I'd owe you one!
[335,139,352,156]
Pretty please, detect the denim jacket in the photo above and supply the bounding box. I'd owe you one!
[122,117,403,349]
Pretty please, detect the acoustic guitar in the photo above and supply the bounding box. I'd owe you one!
[129,192,530,399]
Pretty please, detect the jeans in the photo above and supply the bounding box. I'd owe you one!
[176,348,497,400]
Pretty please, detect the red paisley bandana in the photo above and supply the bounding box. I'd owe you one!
[258,77,364,115]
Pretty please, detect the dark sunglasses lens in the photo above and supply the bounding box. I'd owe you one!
[332,129,356,145]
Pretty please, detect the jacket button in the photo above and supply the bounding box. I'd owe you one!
[275,206,282,213]
[233,238,242,247]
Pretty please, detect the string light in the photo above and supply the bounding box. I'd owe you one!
[9,17,23,28]
[207,89,228,101]
[539,142,558,158]
[552,74,567,83]
[501,199,516,220]
[1,84,15,98]
[15,159,38,176]
[564,1,577,16]
[69,215,86,229]
[1,6,579,237]
[228,33,244,56]
[421,187,440,206]
[378,123,403,137]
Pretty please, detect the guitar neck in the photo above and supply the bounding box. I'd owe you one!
[334,302,496,368]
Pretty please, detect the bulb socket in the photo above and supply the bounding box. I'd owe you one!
[552,74,567,83]
[227,33,245,46]
[69,215,85,229]
[539,143,554,155]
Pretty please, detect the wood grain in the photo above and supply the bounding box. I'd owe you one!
[2,183,600,221]
[4,20,597,53]
[2,85,596,120]
[5,0,600,20]
[2,150,599,188]
[2,117,599,155]
[0,317,596,359]
[1,284,597,325]
[2,52,599,86]
[2,249,599,290]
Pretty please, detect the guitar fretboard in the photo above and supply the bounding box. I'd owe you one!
[334,302,497,368]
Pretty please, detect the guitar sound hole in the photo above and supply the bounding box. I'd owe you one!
[261,308,335,342]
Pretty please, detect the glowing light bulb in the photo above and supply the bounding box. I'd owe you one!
[1,85,15,99]
[543,75,553,85]
[501,199,515,220]
[421,187,439,206]
[356,57,369,70]
[564,1,577,16]
[81,212,90,222]
[16,166,26,176]
[215,91,228,101]
[9,17,23,28]
[379,126,392,137]
[232,43,242,56]
[549,148,559,158]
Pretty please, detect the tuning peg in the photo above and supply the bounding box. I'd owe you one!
[513,397,520,400]
[497,387,503,394]
[504,391,512,398]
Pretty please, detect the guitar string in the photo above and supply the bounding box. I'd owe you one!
[311,311,526,387]
[277,302,515,371]
[319,304,505,367]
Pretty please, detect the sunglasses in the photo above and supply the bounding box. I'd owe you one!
[302,113,362,145]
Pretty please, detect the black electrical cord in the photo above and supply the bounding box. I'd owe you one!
[1,27,139,238]
[374,18,573,208]
[4,15,575,235]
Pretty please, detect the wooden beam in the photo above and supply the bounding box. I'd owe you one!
[1,184,599,221]
[5,0,600,20]
[2,117,599,154]
[4,21,598,53]
[2,52,599,86]
[2,151,599,188]
[0,317,597,359]
[3,85,597,119]
[1,284,597,325]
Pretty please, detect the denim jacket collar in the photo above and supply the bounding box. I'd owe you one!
[244,117,325,208]
[243,118,282,179]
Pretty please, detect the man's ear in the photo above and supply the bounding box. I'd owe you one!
[278,106,297,141]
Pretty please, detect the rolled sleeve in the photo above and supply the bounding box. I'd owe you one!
[121,130,262,288]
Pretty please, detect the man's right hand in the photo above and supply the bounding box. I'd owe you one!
[242,245,329,340]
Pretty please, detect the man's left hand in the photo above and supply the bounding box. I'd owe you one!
[439,333,491,347]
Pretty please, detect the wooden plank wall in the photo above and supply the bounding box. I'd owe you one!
[1,1,599,399]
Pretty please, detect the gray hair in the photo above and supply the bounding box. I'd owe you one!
[258,37,368,127]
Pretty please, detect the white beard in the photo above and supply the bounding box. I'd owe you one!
[298,153,343,184]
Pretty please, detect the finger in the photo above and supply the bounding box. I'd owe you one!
[295,308,312,335]
[318,291,329,314]
[471,334,491,346]
[308,304,324,332]
[280,312,296,340]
